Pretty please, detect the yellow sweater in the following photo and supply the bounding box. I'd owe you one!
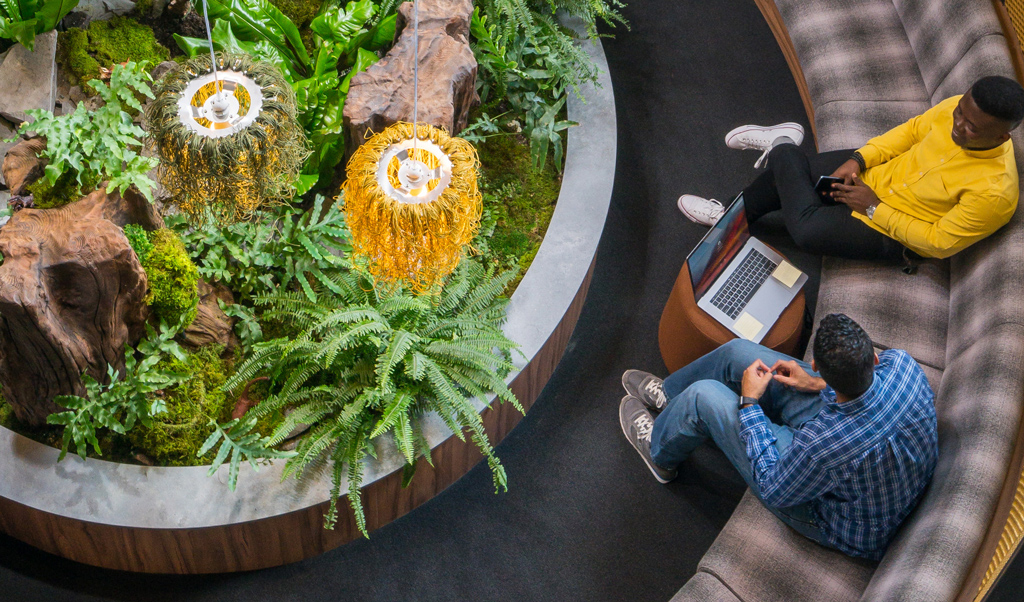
[853,95,1018,259]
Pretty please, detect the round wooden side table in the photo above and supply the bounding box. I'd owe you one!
[658,260,806,373]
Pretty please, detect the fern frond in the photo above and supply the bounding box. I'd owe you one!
[224,339,293,389]
[344,433,368,535]
[370,391,414,439]
[375,330,420,393]
[392,411,415,465]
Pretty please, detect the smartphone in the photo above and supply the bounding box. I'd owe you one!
[814,175,842,204]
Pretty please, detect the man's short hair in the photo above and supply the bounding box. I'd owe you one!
[813,313,875,399]
[971,75,1024,127]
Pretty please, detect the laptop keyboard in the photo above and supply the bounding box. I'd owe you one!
[710,249,778,319]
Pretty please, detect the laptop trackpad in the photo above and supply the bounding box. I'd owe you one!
[743,278,796,337]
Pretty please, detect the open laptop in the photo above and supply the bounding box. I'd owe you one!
[686,193,807,343]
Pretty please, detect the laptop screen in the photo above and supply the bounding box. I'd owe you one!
[686,194,752,299]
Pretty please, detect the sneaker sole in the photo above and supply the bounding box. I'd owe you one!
[724,122,804,149]
[676,196,715,227]
[619,401,674,484]
[621,370,636,396]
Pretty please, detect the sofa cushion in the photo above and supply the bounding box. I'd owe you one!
[891,0,1005,96]
[861,325,1024,601]
[812,99,932,152]
[807,256,950,372]
[774,0,929,108]
[695,491,876,602]
[669,571,741,602]
[945,124,1024,358]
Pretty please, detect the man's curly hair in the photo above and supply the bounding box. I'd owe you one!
[813,313,875,398]
[972,75,1024,128]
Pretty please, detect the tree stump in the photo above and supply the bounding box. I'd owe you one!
[343,0,478,157]
[0,191,149,425]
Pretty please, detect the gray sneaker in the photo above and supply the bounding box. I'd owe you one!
[622,369,668,411]
[619,395,677,484]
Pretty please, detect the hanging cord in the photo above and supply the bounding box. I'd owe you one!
[202,0,226,108]
[412,0,419,152]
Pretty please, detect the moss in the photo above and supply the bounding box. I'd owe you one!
[133,0,154,17]
[90,17,170,67]
[474,132,561,291]
[123,224,154,264]
[268,0,320,54]
[489,229,531,260]
[127,346,236,466]
[59,28,102,85]
[269,0,321,28]
[0,394,12,427]
[58,17,170,84]
[26,169,99,209]
[143,229,200,327]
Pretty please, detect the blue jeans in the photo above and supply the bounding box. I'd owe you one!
[651,339,828,544]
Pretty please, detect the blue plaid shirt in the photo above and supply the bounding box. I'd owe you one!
[739,349,938,560]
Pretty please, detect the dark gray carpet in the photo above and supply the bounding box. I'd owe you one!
[1,1,1016,600]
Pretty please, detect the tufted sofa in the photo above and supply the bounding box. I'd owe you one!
[671,1,1024,600]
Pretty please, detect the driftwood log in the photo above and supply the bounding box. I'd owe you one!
[74,185,166,231]
[1,137,46,196]
[343,0,478,156]
[179,279,238,352]
[0,188,151,425]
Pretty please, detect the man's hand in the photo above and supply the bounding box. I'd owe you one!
[741,359,774,400]
[830,158,861,184]
[771,359,827,393]
[832,174,881,215]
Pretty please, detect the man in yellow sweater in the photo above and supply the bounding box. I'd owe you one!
[678,76,1024,261]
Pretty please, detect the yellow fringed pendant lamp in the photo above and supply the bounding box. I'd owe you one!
[341,0,482,293]
[343,122,482,293]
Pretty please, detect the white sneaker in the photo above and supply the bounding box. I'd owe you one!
[677,194,725,227]
[725,122,805,168]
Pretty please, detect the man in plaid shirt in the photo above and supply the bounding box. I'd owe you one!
[619,313,938,560]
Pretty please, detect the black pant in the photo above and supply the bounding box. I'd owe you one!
[742,145,905,262]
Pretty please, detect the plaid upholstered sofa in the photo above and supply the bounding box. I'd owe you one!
[671,1,1024,601]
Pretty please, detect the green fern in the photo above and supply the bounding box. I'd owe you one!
[198,414,296,488]
[48,319,191,461]
[213,260,523,535]
[171,194,351,306]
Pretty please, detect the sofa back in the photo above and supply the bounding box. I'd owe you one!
[892,0,1009,102]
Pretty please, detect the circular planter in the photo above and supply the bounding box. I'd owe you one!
[0,22,616,574]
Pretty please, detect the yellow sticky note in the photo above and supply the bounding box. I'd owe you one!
[734,312,764,341]
[771,260,802,288]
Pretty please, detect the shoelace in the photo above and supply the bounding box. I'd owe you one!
[643,380,666,406]
[734,132,775,169]
[694,199,724,220]
[740,134,772,148]
[633,413,654,441]
[754,148,771,169]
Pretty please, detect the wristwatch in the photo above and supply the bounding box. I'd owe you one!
[866,204,877,220]
[738,396,759,409]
